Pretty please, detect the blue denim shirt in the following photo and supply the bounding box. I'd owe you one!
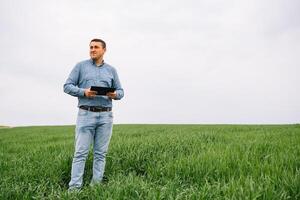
[64,59,124,107]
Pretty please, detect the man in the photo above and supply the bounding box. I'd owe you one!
[64,38,124,190]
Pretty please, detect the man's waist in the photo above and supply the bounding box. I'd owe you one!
[79,105,112,112]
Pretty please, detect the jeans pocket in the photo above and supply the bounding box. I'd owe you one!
[78,109,88,116]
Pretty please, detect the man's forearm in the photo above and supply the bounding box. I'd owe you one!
[114,89,124,100]
[63,83,85,97]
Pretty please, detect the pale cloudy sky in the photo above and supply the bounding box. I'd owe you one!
[0,0,299,126]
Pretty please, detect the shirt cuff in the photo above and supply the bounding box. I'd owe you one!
[79,88,85,97]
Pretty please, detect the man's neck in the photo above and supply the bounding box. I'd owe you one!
[93,58,104,66]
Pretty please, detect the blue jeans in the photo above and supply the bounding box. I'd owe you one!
[68,108,113,189]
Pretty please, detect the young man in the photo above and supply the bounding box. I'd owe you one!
[64,38,124,190]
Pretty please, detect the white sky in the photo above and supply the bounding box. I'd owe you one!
[0,0,299,126]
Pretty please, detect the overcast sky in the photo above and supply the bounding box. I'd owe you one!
[0,0,299,126]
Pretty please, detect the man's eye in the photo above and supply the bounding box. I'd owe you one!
[90,46,99,49]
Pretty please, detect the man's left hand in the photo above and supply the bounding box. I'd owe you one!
[107,91,117,99]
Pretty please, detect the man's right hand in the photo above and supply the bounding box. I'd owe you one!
[84,88,97,98]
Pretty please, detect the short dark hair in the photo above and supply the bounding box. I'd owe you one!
[90,38,106,48]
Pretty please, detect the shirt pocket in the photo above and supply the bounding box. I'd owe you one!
[83,79,110,88]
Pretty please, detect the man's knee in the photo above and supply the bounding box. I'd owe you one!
[94,150,107,161]
[73,146,90,161]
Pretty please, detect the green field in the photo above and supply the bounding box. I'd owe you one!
[0,124,299,199]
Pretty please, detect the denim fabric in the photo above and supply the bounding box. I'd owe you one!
[68,108,113,189]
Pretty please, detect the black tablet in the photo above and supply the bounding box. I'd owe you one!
[90,86,116,95]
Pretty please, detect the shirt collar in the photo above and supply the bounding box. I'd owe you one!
[90,59,105,67]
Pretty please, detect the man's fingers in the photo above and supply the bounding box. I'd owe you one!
[87,88,97,94]
[88,90,97,94]
[86,90,97,98]
[106,92,116,99]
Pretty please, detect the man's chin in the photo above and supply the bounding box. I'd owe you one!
[91,57,98,60]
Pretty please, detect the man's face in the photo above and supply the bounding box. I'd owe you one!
[90,41,106,60]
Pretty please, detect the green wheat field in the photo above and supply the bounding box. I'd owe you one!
[0,124,299,199]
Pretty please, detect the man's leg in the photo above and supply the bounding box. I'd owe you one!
[91,112,113,185]
[69,109,95,189]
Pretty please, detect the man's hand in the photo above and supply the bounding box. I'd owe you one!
[107,91,117,99]
[84,88,97,98]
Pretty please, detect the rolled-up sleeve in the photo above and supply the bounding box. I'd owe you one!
[63,63,85,97]
[112,68,124,100]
